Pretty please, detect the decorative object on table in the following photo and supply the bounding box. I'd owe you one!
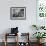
[10,7,26,20]
[11,27,18,34]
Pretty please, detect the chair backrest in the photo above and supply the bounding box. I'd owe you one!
[18,33,29,42]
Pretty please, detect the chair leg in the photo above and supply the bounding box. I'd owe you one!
[4,33,7,46]
[4,41,7,46]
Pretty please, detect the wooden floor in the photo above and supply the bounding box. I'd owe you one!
[0,42,46,46]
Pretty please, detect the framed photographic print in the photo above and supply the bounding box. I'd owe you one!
[36,0,46,26]
[37,0,46,18]
[10,7,26,20]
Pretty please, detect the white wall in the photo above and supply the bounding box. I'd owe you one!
[0,0,37,42]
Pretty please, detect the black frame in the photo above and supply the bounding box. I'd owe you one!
[10,7,26,20]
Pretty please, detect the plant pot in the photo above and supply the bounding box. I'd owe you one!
[37,39,40,43]
[37,39,45,44]
[40,38,45,43]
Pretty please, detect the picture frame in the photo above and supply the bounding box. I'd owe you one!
[37,0,46,18]
[10,7,26,20]
[36,0,46,26]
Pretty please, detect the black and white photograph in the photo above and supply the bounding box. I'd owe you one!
[10,7,26,20]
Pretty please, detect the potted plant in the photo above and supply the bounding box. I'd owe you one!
[32,25,39,30]
[33,32,46,43]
